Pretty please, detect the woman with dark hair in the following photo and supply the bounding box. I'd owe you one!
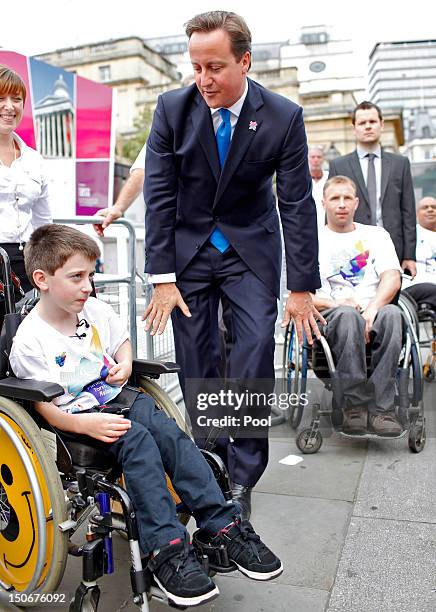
[0,64,52,305]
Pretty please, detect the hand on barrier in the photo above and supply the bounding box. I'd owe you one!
[281,291,326,345]
[143,282,191,336]
[93,206,123,236]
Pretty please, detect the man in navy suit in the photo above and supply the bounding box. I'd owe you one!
[144,11,322,518]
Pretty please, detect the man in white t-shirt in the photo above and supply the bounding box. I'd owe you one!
[313,175,403,436]
[308,146,329,235]
[94,143,146,236]
[403,196,436,310]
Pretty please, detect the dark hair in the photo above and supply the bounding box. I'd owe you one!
[323,175,357,197]
[0,65,27,103]
[185,11,251,64]
[25,224,100,288]
[352,101,383,124]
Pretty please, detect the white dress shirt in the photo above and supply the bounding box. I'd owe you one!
[311,170,328,236]
[0,133,52,244]
[149,80,249,285]
[357,145,382,227]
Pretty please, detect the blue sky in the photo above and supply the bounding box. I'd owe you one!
[4,0,435,60]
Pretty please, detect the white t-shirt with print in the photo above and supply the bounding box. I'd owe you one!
[403,224,436,287]
[10,297,129,413]
[316,222,402,309]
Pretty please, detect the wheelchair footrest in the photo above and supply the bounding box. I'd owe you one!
[192,529,237,574]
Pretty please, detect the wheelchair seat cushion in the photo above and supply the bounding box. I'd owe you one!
[57,429,119,471]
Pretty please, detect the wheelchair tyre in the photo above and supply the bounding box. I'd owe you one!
[138,377,191,438]
[296,429,323,454]
[0,399,68,605]
[283,322,307,430]
[408,418,426,453]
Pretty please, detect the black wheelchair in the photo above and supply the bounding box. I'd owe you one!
[400,290,436,383]
[0,249,234,611]
[282,295,426,455]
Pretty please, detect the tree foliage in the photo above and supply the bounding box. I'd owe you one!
[121,105,153,163]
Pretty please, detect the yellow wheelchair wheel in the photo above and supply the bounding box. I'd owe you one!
[0,398,68,605]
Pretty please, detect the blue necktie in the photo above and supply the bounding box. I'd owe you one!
[210,108,231,253]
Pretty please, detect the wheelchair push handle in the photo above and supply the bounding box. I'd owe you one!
[0,247,16,315]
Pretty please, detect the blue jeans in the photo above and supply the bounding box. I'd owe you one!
[108,393,238,554]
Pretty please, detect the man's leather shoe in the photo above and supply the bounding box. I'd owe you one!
[368,412,403,437]
[342,406,367,435]
[231,483,252,521]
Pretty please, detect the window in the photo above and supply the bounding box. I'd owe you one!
[98,65,111,82]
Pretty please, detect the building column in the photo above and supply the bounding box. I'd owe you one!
[56,112,63,157]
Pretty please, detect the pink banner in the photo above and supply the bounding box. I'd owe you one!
[76,161,110,215]
[76,77,112,159]
[0,51,35,148]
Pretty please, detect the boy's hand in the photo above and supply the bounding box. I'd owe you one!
[106,361,132,386]
[75,412,131,443]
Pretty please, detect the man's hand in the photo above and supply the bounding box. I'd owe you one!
[93,206,123,236]
[401,259,417,279]
[75,412,131,443]
[361,303,378,343]
[106,361,132,386]
[337,296,361,310]
[281,291,326,345]
[143,283,191,335]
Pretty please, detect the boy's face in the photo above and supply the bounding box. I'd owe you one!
[35,253,96,315]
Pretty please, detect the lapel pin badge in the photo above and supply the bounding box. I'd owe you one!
[248,120,257,132]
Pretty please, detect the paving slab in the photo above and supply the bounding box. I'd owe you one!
[256,440,366,502]
[152,577,328,612]
[327,516,436,612]
[247,491,352,592]
[354,437,436,524]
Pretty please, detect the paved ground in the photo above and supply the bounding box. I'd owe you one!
[8,375,435,612]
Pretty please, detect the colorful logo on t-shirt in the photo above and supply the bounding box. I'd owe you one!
[61,322,117,404]
[55,352,66,367]
[328,240,370,288]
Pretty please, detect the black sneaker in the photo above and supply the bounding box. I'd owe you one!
[206,519,283,581]
[148,537,219,607]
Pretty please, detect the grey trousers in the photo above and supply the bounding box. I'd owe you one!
[322,305,403,413]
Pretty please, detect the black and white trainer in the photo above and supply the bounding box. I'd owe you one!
[208,519,283,581]
[148,537,219,607]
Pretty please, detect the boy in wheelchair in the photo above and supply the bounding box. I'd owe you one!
[9,224,282,607]
[313,175,404,437]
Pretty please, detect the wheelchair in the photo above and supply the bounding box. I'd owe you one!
[0,249,232,611]
[400,290,436,383]
[282,296,426,455]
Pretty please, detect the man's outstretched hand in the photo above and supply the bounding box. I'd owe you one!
[281,291,326,345]
[143,283,191,335]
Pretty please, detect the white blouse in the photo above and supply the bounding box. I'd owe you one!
[0,133,52,244]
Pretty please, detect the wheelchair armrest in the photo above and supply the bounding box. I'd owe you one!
[131,359,181,378]
[0,377,64,402]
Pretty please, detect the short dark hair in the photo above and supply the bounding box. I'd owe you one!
[352,101,383,124]
[25,224,100,288]
[185,11,251,64]
[323,175,357,197]
[0,65,27,103]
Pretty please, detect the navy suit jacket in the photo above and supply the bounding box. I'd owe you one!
[144,78,320,298]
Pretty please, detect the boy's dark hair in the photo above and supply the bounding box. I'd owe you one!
[25,224,100,288]
[185,11,251,66]
[352,101,383,124]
